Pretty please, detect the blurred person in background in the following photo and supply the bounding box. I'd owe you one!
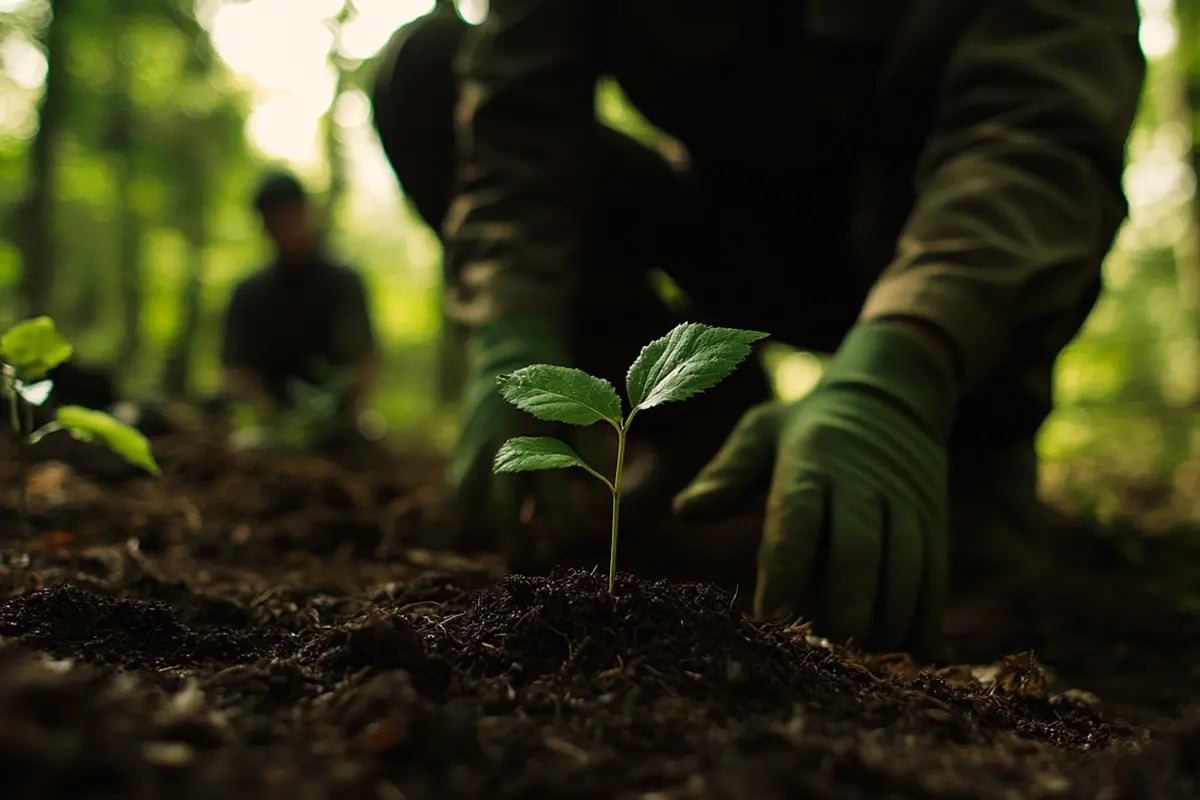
[220,171,379,450]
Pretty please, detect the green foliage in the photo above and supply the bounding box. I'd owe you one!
[596,79,670,152]
[1,317,159,534]
[0,316,73,380]
[227,368,356,452]
[1,317,159,476]
[275,373,351,450]
[497,365,622,427]
[56,405,160,475]
[626,323,767,411]
[493,322,768,592]
[494,436,591,475]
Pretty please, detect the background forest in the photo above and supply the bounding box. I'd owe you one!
[0,0,1198,528]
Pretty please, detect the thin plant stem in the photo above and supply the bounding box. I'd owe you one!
[28,421,64,446]
[608,427,626,594]
[580,462,616,495]
[607,408,639,594]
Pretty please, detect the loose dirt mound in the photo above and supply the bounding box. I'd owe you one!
[414,569,1127,798]
[1,430,1200,798]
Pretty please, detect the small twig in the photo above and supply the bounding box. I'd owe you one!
[433,610,467,646]
[395,600,446,614]
[27,421,64,446]
[548,624,575,662]
[543,735,591,764]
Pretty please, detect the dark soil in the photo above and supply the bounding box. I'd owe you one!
[3,427,1200,798]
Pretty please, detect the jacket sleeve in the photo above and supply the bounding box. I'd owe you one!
[441,0,601,328]
[859,0,1145,389]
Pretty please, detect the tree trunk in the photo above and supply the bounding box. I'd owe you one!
[112,20,143,371]
[163,201,207,397]
[17,0,71,317]
[322,2,354,227]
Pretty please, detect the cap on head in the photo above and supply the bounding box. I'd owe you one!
[253,170,308,216]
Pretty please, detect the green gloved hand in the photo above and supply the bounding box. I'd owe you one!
[450,311,569,507]
[673,321,957,653]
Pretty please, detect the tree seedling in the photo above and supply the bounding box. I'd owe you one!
[1,317,160,533]
[277,369,355,449]
[492,321,768,593]
[229,366,354,452]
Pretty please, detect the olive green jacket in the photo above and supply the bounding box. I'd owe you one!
[442,0,1144,389]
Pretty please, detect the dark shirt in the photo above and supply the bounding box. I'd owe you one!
[221,254,376,405]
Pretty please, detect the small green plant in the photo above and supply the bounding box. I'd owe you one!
[493,321,768,593]
[1,317,159,530]
[277,370,353,449]
[230,368,353,452]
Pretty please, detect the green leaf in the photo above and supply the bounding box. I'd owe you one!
[56,405,160,475]
[498,365,622,426]
[493,436,590,474]
[0,317,73,380]
[627,322,769,412]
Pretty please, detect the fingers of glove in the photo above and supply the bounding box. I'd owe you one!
[753,478,825,622]
[909,511,949,659]
[825,487,884,646]
[674,402,781,520]
[868,500,924,652]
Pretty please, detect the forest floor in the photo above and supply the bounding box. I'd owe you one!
[2,426,1200,799]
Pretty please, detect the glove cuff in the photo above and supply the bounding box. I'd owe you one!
[469,312,572,376]
[824,321,958,441]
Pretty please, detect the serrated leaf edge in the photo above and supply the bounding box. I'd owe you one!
[498,367,622,426]
[626,323,767,412]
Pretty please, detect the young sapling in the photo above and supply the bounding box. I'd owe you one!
[1,317,160,532]
[492,321,768,593]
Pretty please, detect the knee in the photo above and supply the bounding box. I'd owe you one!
[370,7,468,234]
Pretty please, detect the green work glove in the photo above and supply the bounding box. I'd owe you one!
[449,313,583,558]
[450,312,569,501]
[673,321,957,653]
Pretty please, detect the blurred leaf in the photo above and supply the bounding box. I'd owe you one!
[498,365,622,426]
[626,322,768,412]
[494,436,591,474]
[56,405,160,475]
[1,317,73,380]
